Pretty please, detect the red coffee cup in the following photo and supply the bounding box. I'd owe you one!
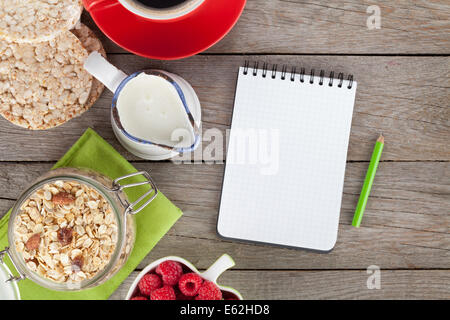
[84,0,206,22]
[83,0,246,59]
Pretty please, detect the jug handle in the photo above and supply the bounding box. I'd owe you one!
[84,52,128,93]
[83,0,120,12]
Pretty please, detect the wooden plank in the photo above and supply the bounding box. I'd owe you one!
[0,55,448,161]
[110,270,450,299]
[0,199,14,215]
[0,161,448,269]
[82,0,450,54]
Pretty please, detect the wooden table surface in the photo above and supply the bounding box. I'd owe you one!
[1,0,449,299]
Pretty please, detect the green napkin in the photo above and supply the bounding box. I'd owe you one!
[0,128,182,299]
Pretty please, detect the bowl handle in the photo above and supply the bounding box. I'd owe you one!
[201,254,235,283]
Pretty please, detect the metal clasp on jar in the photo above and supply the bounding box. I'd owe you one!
[0,247,26,282]
[110,171,158,215]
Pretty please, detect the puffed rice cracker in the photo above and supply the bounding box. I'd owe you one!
[71,23,106,111]
[0,0,83,43]
[0,31,93,130]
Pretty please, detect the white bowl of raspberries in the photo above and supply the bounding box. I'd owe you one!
[126,254,243,300]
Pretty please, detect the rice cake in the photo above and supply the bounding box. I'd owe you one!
[0,31,93,130]
[71,23,106,58]
[0,0,83,43]
[71,23,106,111]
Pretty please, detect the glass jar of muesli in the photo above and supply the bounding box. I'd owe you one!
[0,168,157,291]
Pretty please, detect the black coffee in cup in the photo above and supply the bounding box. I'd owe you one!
[134,0,187,8]
[122,0,203,20]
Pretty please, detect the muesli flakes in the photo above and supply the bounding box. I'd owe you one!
[13,180,118,283]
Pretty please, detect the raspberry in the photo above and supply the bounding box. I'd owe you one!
[178,273,203,297]
[174,288,195,300]
[195,281,223,300]
[150,286,176,300]
[156,260,183,286]
[138,273,162,296]
[130,296,147,300]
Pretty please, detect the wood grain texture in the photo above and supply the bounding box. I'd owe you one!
[110,270,450,300]
[0,161,448,269]
[82,0,450,54]
[0,1,448,300]
[0,55,448,161]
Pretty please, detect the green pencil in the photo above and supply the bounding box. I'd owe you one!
[352,135,384,227]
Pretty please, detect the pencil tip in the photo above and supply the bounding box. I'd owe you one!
[377,134,384,144]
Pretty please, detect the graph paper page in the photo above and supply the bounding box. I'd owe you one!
[217,67,357,251]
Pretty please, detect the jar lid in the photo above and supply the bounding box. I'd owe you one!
[0,262,20,300]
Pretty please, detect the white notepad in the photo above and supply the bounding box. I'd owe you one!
[217,63,357,252]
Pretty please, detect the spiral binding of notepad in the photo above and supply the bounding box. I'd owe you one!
[242,60,354,89]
